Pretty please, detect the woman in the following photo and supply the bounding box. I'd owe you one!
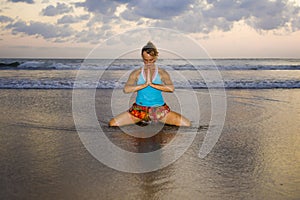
[109,41,191,127]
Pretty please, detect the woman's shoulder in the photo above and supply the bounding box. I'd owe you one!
[130,68,142,76]
[157,68,169,76]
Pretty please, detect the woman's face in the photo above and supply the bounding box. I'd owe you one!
[142,51,156,67]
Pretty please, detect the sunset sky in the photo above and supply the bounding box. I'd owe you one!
[0,0,300,58]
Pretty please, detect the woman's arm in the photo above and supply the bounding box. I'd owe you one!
[123,69,148,93]
[149,68,174,92]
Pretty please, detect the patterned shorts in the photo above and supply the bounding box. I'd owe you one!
[128,103,170,122]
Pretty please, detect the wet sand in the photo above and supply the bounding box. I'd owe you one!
[0,89,299,200]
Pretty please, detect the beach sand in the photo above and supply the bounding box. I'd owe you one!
[0,89,299,200]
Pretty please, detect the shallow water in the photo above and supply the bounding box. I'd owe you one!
[1,69,300,89]
[0,89,299,199]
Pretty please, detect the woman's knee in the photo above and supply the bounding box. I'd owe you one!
[109,118,118,126]
[181,118,191,127]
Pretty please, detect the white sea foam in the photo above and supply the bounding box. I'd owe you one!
[0,79,299,89]
[1,58,300,70]
[1,58,300,89]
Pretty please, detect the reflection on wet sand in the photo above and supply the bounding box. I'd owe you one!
[1,89,299,199]
[104,124,178,153]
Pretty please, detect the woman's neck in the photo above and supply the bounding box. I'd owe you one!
[144,65,156,70]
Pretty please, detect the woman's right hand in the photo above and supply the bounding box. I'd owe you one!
[146,67,151,85]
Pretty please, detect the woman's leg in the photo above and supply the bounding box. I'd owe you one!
[109,111,142,126]
[160,111,191,127]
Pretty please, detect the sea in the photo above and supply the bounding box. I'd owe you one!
[1,58,300,89]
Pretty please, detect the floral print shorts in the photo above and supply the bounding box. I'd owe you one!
[128,103,170,122]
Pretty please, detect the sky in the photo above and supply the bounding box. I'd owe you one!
[0,0,300,58]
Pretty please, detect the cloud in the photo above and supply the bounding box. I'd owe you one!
[57,14,90,24]
[75,0,121,16]
[77,0,300,33]
[202,0,300,31]
[6,20,75,39]
[4,0,300,45]
[0,15,13,23]
[75,26,113,44]
[153,12,232,34]
[292,14,300,31]
[41,2,73,16]
[7,0,34,3]
[76,0,194,19]
[126,0,194,20]
[57,15,78,24]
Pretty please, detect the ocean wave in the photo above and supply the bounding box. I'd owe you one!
[171,64,300,70]
[1,59,300,70]
[0,79,299,89]
[0,61,20,69]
